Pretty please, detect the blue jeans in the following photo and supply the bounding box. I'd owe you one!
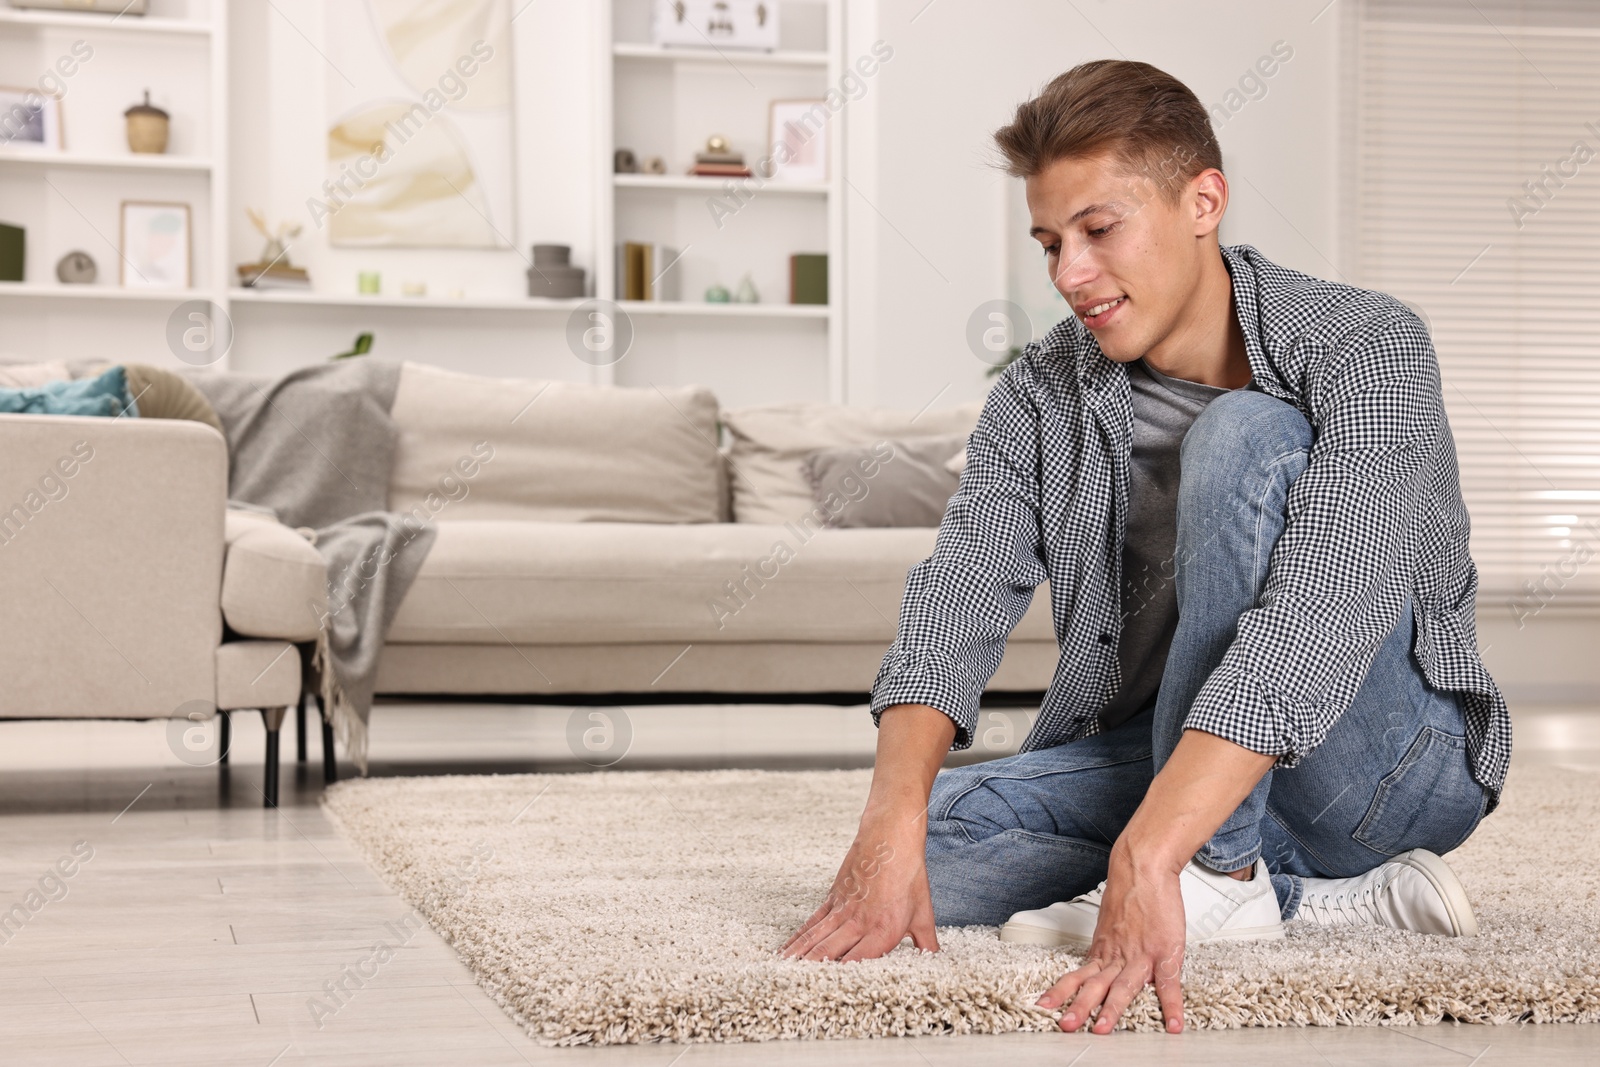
[926,390,1491,924]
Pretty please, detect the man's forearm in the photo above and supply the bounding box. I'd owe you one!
[1117,728,1277,874]
[862,704,956,828]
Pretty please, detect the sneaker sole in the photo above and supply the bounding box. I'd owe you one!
[998,920,1286,949]
[999,920,1092,949]
[1389,848,1479,937]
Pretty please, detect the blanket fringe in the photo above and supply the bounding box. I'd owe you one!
[312,625,370,775]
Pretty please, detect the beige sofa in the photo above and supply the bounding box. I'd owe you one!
[0,414,303,805]
[8,361,1057,783]
[369,363,1057,707]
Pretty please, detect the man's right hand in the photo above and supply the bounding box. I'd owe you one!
[779,813,938,961]
[778,703,957,963]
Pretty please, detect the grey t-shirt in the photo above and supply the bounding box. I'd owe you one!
[1098,359,1231,729]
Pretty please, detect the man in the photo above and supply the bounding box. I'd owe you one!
[781,60,1510,1037]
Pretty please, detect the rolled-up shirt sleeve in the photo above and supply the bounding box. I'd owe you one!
[1184,310,1443,766]
[869,360,1049,749]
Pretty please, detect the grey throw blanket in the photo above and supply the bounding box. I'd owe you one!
[185,359,434,773]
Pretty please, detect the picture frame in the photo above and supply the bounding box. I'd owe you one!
[119,200,191,290]
[768,99,829,184]
[0,86,64,151]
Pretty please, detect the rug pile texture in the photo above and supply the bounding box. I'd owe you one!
[321,765,1600,1044]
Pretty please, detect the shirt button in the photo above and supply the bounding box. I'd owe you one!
[1098,633,1113,646]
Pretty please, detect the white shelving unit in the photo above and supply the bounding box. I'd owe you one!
[0,0,228,364]
[0,1,848,401]
[597,0,845,402]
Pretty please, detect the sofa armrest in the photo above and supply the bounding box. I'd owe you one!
[0,414,226,718]
[222,512,327,642]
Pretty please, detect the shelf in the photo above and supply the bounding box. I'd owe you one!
[227,290,829,319]
[0,150,211,173]
[612,42,828,67]
[618,300,829,319]
[0,282,210,302]
[614,174,828,195]
[228,289,585,313]
[0,9,212,36]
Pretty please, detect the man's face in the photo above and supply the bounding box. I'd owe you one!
[1026,150,1212,363]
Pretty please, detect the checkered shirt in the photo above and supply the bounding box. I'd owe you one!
[870,244,1511,809]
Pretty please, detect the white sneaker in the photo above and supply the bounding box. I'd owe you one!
[999,858,1285,949]
[1294,849,1478,937]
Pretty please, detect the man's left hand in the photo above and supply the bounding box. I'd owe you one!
[1034,851,1187,1035]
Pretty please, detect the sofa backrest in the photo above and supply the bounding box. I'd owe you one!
[388,362,724,524]
[722,400,983,525]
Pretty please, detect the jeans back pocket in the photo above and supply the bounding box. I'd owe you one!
[1352,725,1487,857]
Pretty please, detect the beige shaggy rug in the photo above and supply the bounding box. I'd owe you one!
[321,764,1600,1045]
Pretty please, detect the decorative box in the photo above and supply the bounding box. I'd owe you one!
[651,1,779,51]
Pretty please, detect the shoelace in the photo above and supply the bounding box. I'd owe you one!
[1304,884,1381,925]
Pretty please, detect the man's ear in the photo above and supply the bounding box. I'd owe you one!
[1190,168,1228,237]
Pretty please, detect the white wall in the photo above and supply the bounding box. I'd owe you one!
[846,0,1344,409]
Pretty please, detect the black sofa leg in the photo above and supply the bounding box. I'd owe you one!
[296,692,308,763]
[321,707,337,784]
[262,706,286,808]
[218,710,231,765]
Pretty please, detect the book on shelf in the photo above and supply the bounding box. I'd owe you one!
[789,253,827,305]
[689,162,753,177]
[615,242,681,302]
[237,262,311,289]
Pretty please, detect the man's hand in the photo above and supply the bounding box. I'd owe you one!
[780,703,956,963]
[780,816,938,961]
[1035,728,1278,1034]
[1035,847,1186,1034]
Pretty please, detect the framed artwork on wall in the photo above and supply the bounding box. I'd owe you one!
[768,99,829,183]
[0,86,63,150]
[120,200,191,289]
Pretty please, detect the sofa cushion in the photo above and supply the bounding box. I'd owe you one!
[803,433,965,529]
[221,511,327,642]
[723,400,982,525]
[386,519,1055,645]
[388,361,723,524]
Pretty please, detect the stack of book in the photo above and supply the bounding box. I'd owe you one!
[615,242,681,302]
[689,146,751,179]
[237,262,311,290]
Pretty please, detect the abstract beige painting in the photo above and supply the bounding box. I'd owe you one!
[323,0,515,248]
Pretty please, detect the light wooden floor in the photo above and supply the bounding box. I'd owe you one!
[0,701,1596,1066]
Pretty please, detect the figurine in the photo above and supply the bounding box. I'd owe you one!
[247,208,302,266]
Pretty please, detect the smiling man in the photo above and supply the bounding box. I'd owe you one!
[781,60,1511,1035]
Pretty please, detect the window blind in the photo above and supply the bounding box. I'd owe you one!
[1352,0,1600,611]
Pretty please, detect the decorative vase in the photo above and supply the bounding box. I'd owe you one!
[705,283,731,303]
[734,272,759,303]
[527,244,586,299]
[125,90,169,154]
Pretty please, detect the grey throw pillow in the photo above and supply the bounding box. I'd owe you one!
[801,433,966,528]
